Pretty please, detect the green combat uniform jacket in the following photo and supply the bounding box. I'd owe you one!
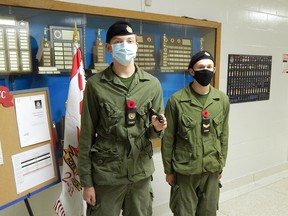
[79,64,164,188]
[161,84,230,175]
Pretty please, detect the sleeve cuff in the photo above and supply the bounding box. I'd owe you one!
[79,174,94,188]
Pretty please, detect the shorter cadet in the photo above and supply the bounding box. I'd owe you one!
[161,50,230,216]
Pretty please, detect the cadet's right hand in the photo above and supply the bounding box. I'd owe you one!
[83,187,96,206]
[166,173,175,186]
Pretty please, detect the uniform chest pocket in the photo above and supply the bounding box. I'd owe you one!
[100,102,121,132]
[212,112,223,138]
[177,114,197,144]
[181,114,196,132]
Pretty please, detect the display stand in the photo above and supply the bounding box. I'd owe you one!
[0,87,60,210]
[24,198,34,216]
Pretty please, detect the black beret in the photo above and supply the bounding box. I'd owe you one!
[188,50,214,69]
[106,20,134,43]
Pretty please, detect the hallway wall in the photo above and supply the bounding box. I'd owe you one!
[1,0,288,215]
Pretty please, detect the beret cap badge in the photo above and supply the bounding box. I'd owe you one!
[126,25,133,34]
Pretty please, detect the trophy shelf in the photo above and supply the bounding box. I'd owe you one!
[1,0,221,88]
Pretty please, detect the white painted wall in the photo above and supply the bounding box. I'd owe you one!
[1,0,288,215]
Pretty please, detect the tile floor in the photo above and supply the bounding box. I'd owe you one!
[154,169,288,216]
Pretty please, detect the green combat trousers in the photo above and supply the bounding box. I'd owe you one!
[86,177,153,216]
[170,172,220,216]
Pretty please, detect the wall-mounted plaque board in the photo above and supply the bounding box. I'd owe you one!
[0,17,32,74]
[49,25,83,71]
[160,34,192,72]
[135,34,156,71]
[227,54,272,104]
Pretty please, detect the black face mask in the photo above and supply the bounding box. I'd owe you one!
[193,69,213,86]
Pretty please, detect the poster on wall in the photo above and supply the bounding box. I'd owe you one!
[227,54,272,104]
[282,54,288,74]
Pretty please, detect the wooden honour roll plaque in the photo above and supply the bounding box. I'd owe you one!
[0,18,32,73]
[135,34,156,71]
[49,26,83,71]
[160,34,192,72]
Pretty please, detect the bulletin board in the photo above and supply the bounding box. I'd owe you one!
[0,87,60,210]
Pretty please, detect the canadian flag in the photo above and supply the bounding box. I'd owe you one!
[54,24,85,216]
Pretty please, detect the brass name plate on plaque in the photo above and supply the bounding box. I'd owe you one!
[160,34,192,72]
[0,18,32,73]
[134,34,156,72]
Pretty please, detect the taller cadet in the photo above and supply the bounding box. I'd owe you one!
[161,51,230,216]
[78,20,167,216]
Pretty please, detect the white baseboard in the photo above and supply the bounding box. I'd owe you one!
[221,162,288,192]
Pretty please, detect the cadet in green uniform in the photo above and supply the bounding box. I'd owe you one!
[78,21,167,216]
[161,51,230,216]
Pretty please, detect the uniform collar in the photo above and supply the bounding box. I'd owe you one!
[180,82,221,108]
[101,63,151,82]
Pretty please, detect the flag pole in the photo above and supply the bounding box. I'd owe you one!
[54,23,85,216]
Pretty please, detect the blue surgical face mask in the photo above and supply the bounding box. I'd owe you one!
[111,42,137,66]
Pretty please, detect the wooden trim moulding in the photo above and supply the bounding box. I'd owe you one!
[3,0,221,28]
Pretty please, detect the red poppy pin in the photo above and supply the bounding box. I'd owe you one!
[127,100,136,109]
[202,110,209,118]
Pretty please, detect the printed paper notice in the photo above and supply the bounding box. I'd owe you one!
[12,144,55,194]
[282,54,288,74]
[0,140,3,165]
[14,94,50,147]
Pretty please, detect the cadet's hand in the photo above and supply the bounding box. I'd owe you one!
[151,114,167,132]
[83,187,96,206]
[166,173,175,186]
